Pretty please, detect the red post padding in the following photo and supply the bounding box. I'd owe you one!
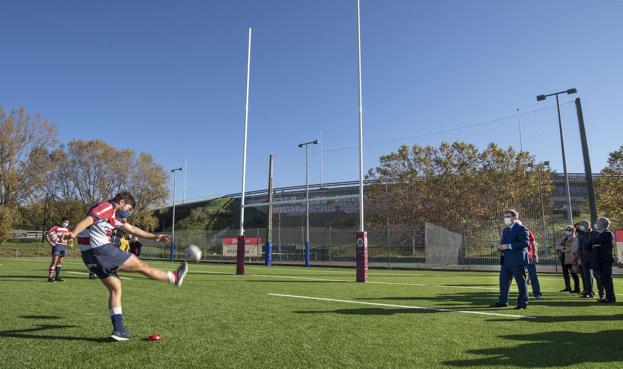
[236,235,245,275]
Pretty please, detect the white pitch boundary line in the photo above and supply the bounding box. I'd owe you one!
[247,266,425,277]
[269,293,536,319]
[5,260,623,297]
[67,271,133,280]
[252,273,348,282]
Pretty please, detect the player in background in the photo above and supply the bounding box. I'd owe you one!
[113,229,130,252]
[64,191,188,341]
[46,217,72,282]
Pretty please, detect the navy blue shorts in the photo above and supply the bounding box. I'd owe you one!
[51,244,67,257]
[81,244,132,280]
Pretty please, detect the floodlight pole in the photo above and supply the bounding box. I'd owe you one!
[170,167,183,261]
[298,140,319,267]
[237,27,252,275]
[354,0,368,283]
[536,88,576,225]
[265,154,273,266]
[305,145,310,267]
[516,108,524,152]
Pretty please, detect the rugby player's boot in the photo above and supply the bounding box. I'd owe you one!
[175,262,188,287]
[110,328,131,341]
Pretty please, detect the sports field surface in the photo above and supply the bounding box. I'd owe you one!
[1,258,621,369]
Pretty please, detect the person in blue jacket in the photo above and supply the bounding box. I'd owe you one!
[490,209,531,310]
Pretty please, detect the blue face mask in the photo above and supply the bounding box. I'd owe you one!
[116,210,131,219]
[579,225,586,232]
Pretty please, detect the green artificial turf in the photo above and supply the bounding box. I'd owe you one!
[0,258,621,369]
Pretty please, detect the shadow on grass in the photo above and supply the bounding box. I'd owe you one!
[444,330,623,367]
[488,313,623,324]
[19,315,61,320]
[0,275,82,281]
[357,291,596,308]
[295,308,440,316]
[0,324,109,343]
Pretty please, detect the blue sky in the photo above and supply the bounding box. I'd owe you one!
[1,0,622,202]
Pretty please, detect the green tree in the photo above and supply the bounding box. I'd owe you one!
[366,141,552,237]
[597,145,623,228]
[0,206,13,244]
[42,140,169,230]
[0,106,57,206]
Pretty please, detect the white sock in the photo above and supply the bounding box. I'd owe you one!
[168,271,176,284]
[109,307,122,316]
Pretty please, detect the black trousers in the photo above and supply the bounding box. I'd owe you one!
[598,262,616,302]
[562,263,580,291]
[580,258,594,294]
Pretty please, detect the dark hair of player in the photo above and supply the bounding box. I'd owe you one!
[111,191,137,208]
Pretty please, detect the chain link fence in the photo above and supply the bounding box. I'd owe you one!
[2,174,619,270]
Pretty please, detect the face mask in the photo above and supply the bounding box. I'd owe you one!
[594,223,600,230]
[579,225,585,232]
[504,217,513,226]
[116,209,132,219]
[564,231,572,236]
[62,222,69,227]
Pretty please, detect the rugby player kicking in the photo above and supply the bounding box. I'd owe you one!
[64,191,188,341]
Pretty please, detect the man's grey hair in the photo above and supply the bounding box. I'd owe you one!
[504,209,519,218]
[597,217,610,229]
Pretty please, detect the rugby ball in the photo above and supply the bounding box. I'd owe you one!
[185,244,202,262]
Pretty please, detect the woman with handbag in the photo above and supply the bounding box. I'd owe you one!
[557,225,581,293]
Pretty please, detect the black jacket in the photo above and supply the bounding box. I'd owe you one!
[579,230,598,259]
[592,229,615,265]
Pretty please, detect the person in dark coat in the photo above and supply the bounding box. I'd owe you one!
[129,235,143,257]
[577,220,600,298]
[591,217,616,303]
[490,209,530,310]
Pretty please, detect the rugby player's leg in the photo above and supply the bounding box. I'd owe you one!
[55,256,65,281]
[48,255,59,281]
[101,275,129,340]
[119,254,188,286]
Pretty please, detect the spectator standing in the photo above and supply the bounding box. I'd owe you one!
[591,217,616,303]
[490,209,530,310]
[557,225,580,293]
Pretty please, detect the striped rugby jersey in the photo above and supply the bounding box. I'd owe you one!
[86,201,126,248]
[47,225,70,246]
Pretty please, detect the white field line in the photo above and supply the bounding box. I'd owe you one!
[247,267,425,277]
[268,293,536,319]
[252,273,349,282]
[9,258,86,265]
[66,271,133,280]
[191,271,618,297]
[5,260,622,297]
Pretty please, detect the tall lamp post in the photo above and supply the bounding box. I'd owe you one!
[170,167,183,261]
[298,139,319,267]
[536,88,576,225]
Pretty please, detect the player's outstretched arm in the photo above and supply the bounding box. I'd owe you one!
[64,216,94,240]
[122,223,170,243]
